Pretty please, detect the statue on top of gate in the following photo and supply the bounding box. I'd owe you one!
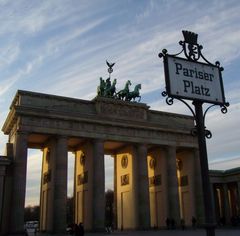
[96,60,142,102]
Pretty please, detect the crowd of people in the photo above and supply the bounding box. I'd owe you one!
[165,216,197,230]
[67,223,84,236]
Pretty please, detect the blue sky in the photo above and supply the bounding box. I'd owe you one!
[0,0,240,205]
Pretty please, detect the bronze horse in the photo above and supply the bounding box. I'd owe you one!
[116,80,131,100]
[126,84,141,102]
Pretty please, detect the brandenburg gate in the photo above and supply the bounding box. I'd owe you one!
[0,86,205,234]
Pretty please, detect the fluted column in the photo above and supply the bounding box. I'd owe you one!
[0,164,6,232]
[53,136,68,233]
[10,131,28,233]
[193,148,205,224]
[92,139,105,231]
[223,184,231,224]
[237,182,240,216]
[136,144,150,229]
[113,155,118,229]
[166,145,180,224]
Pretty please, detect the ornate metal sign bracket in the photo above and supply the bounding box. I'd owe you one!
[159,30,230,236]
[159,30,229,139]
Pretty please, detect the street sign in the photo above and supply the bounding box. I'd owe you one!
[159,30,230,236]
[163,55,226,105]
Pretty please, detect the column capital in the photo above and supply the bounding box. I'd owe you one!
[135,143,147,147]
[164,145,177,151]
[16,130,29,136]
[135,143,148,154]
[56,135,68,140]
[237,181,240,192]
[0,166,7,176]
[92,138,104,144]
[223,183,229,192]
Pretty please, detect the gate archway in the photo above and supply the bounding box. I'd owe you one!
[1,90,204,234]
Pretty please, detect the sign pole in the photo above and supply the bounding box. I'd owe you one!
[159,30,229,236]
[194,101,215,236]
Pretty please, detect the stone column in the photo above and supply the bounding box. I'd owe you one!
[136,144,150,229]
[113,155,118,229]
[166,145,180,224]
[0,164,6,232]
[10,131,28,233]
[53,136,68,233]
[193,148,205,224]
[92,139,105,231]
[237,182,240,216]
[223,184,231,224]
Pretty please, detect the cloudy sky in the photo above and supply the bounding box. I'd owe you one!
[0,0,239,206]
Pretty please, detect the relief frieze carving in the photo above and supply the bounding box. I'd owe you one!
[77,171,88,185]
[97,101,147,121]
[43,170,51,184]
[121,174,129,186]
[149,174,161,187]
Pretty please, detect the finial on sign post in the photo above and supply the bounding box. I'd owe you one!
[179,30,202,61]
[158,30,230,236]
[182,30,198,45]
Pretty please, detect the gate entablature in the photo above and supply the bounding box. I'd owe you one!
[2,90,197,148]
[1,89,200,234]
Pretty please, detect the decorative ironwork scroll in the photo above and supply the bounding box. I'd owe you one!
[159,30,230,236]
[159,30,229,138]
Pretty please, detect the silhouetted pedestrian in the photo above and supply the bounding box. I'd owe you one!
[220,216,226,226]
[171,218,176,229]
[166,217,171,230]
[24,228,28,236]
[180,218,185,230]
[78,223,84,236]
[74,223,80,236]
[192,216,197,229]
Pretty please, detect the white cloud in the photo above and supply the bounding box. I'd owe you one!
[0,43,20,67]
[0,55,43,96]
[209,156,240,170]
[1,0,240,206]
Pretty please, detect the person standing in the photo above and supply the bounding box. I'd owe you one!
[74,224,80,236]
[180,218,185,230]
[192,216,197,229]
[78,223,84,236]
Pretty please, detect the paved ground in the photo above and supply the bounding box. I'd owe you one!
[25,228,240,236]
